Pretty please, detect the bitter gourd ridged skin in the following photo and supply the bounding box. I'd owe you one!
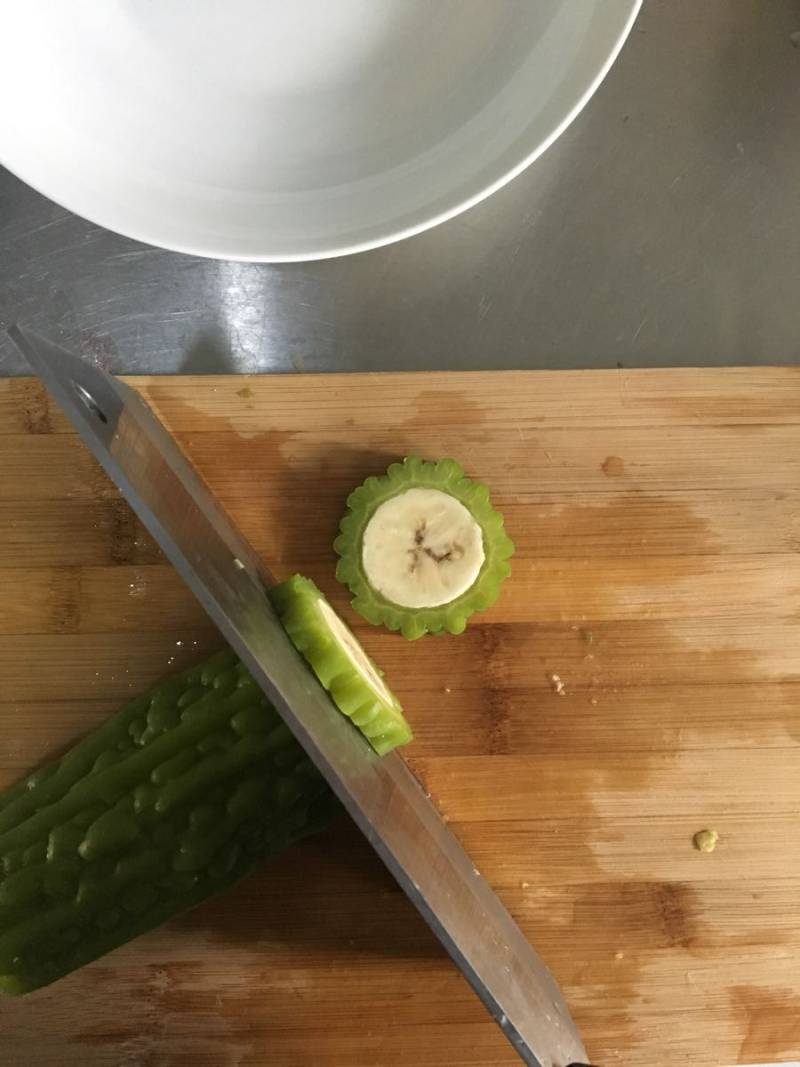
[334,457,514,640]
[270,575,412,756]
[0,650,336,995]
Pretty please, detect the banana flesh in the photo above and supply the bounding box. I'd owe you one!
[361,488,485,609]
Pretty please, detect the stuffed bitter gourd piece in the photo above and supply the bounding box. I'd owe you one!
[335,457,514,640]
[0,650,337,995]
[270,575,412,756]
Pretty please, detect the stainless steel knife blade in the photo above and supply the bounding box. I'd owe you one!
[8,325,589,1067]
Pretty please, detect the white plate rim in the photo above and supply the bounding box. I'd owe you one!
[1,0,642,263]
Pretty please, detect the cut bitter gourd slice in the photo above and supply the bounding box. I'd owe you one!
[269,575,412,756]
[0,650,337,995]
[334,457,514,640]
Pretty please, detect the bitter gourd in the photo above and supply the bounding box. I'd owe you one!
[0,649,336,995]
[270,575,412,756]
[334,457,514,639]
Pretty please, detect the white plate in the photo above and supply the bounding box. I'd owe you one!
[0,0,641,262]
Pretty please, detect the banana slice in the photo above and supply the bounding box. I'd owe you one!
[269,575,412,755]
[335,457,514,640]
[362,488,485,608]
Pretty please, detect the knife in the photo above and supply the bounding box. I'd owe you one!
[8,325,589,1067]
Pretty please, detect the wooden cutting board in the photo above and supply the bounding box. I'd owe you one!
[1,369,800,1067]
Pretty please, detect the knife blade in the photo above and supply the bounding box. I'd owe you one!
[8,324,589,1067]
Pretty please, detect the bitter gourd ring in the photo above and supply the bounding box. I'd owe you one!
[270,575,412,755]
[334,457,514,640]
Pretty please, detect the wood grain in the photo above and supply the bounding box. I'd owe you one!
[2,369,800,1067]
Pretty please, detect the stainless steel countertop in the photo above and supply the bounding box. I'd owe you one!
[1,0,799,376]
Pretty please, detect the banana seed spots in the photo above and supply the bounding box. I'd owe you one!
[409,520,465,570]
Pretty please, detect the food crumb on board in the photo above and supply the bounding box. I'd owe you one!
[232,558,246,571]
[127,576,147,598]
[444,686,451,693]
[550,673,566,696]
[693,828,719,853]
[614,950,625,961]
[590,696,598,706]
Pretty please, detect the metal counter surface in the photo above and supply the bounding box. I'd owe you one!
[1,0,799,376]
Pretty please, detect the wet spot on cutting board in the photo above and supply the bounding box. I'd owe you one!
[483,686,511,755]
[601,455,625,477]
[405,390,486,431]
[732,985,800,1062]
[526,491,719,557]
[653,882,699,949]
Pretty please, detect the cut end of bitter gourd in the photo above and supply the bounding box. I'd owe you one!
[269,575,412,756]
[334,457,514,640]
